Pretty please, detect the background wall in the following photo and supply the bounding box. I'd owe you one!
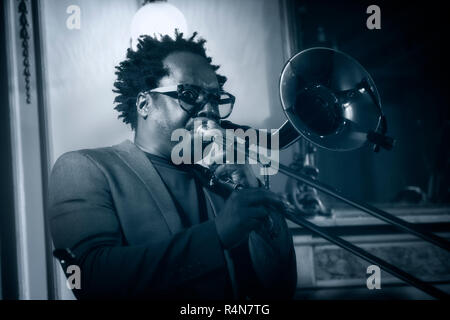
[41,0,138,163]
[171,0,287,129]
[41,0,141,300]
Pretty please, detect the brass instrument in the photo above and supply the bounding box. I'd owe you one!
[194,47,450,299]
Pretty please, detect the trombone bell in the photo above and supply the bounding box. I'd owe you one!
[279,47,393,151]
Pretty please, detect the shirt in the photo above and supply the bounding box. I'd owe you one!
[143,152,209,228]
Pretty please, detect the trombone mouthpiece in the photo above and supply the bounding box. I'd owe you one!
[186,117,225,140]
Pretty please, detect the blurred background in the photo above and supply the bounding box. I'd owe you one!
[1,0,449,300]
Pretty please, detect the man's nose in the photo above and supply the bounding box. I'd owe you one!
[196,101,220,120]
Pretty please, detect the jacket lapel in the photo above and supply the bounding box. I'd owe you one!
[112,140,183,234]
[203,187,225,219]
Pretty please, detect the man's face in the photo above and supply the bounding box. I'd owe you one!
[148,51,221,134]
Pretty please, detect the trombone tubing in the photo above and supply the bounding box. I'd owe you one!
[284,210,449,300]
[278,163,450,252]
[212,132,449,298]
[213,126,449,251]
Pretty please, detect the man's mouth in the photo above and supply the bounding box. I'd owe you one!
[184,116,221,132]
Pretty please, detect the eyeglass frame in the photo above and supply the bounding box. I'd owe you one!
[145,84,235,119]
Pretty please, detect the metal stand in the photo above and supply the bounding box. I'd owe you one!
[285,140,331,217]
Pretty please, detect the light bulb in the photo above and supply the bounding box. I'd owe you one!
[130,2,188,51]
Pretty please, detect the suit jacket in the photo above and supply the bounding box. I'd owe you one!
[48,140,297,299]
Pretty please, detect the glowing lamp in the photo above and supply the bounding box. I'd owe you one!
[130,0,188,51]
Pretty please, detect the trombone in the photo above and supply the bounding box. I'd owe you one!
[196,48,450,299]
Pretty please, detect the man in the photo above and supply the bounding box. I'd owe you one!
[48,32,297,299]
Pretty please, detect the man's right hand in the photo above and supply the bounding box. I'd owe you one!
[214,188,286,249]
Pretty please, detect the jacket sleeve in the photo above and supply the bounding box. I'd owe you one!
[48,151,229,299]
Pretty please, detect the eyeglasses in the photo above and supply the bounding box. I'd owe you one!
[148,84,235,119]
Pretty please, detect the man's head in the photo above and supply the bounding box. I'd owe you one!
[138,51,221,134]
[114,32,227,130]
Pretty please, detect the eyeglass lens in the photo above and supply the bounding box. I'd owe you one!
[178,86,233,119]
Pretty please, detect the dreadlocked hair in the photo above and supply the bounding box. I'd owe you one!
[113,31,227,130]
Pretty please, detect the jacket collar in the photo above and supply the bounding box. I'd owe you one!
[112,140,225,231]
[112,140,183,234]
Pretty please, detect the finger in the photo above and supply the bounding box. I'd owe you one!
[215,164,254,176]
[213,164,229,178]
[233,188,275,201]
[246,216,266,230]
[230,188,284,206]
[244,207,270,219]
[239,189,286,210]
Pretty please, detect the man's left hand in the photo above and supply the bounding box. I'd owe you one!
[213,164,260,188]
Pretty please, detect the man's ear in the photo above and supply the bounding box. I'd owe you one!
[136,92,150,120]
